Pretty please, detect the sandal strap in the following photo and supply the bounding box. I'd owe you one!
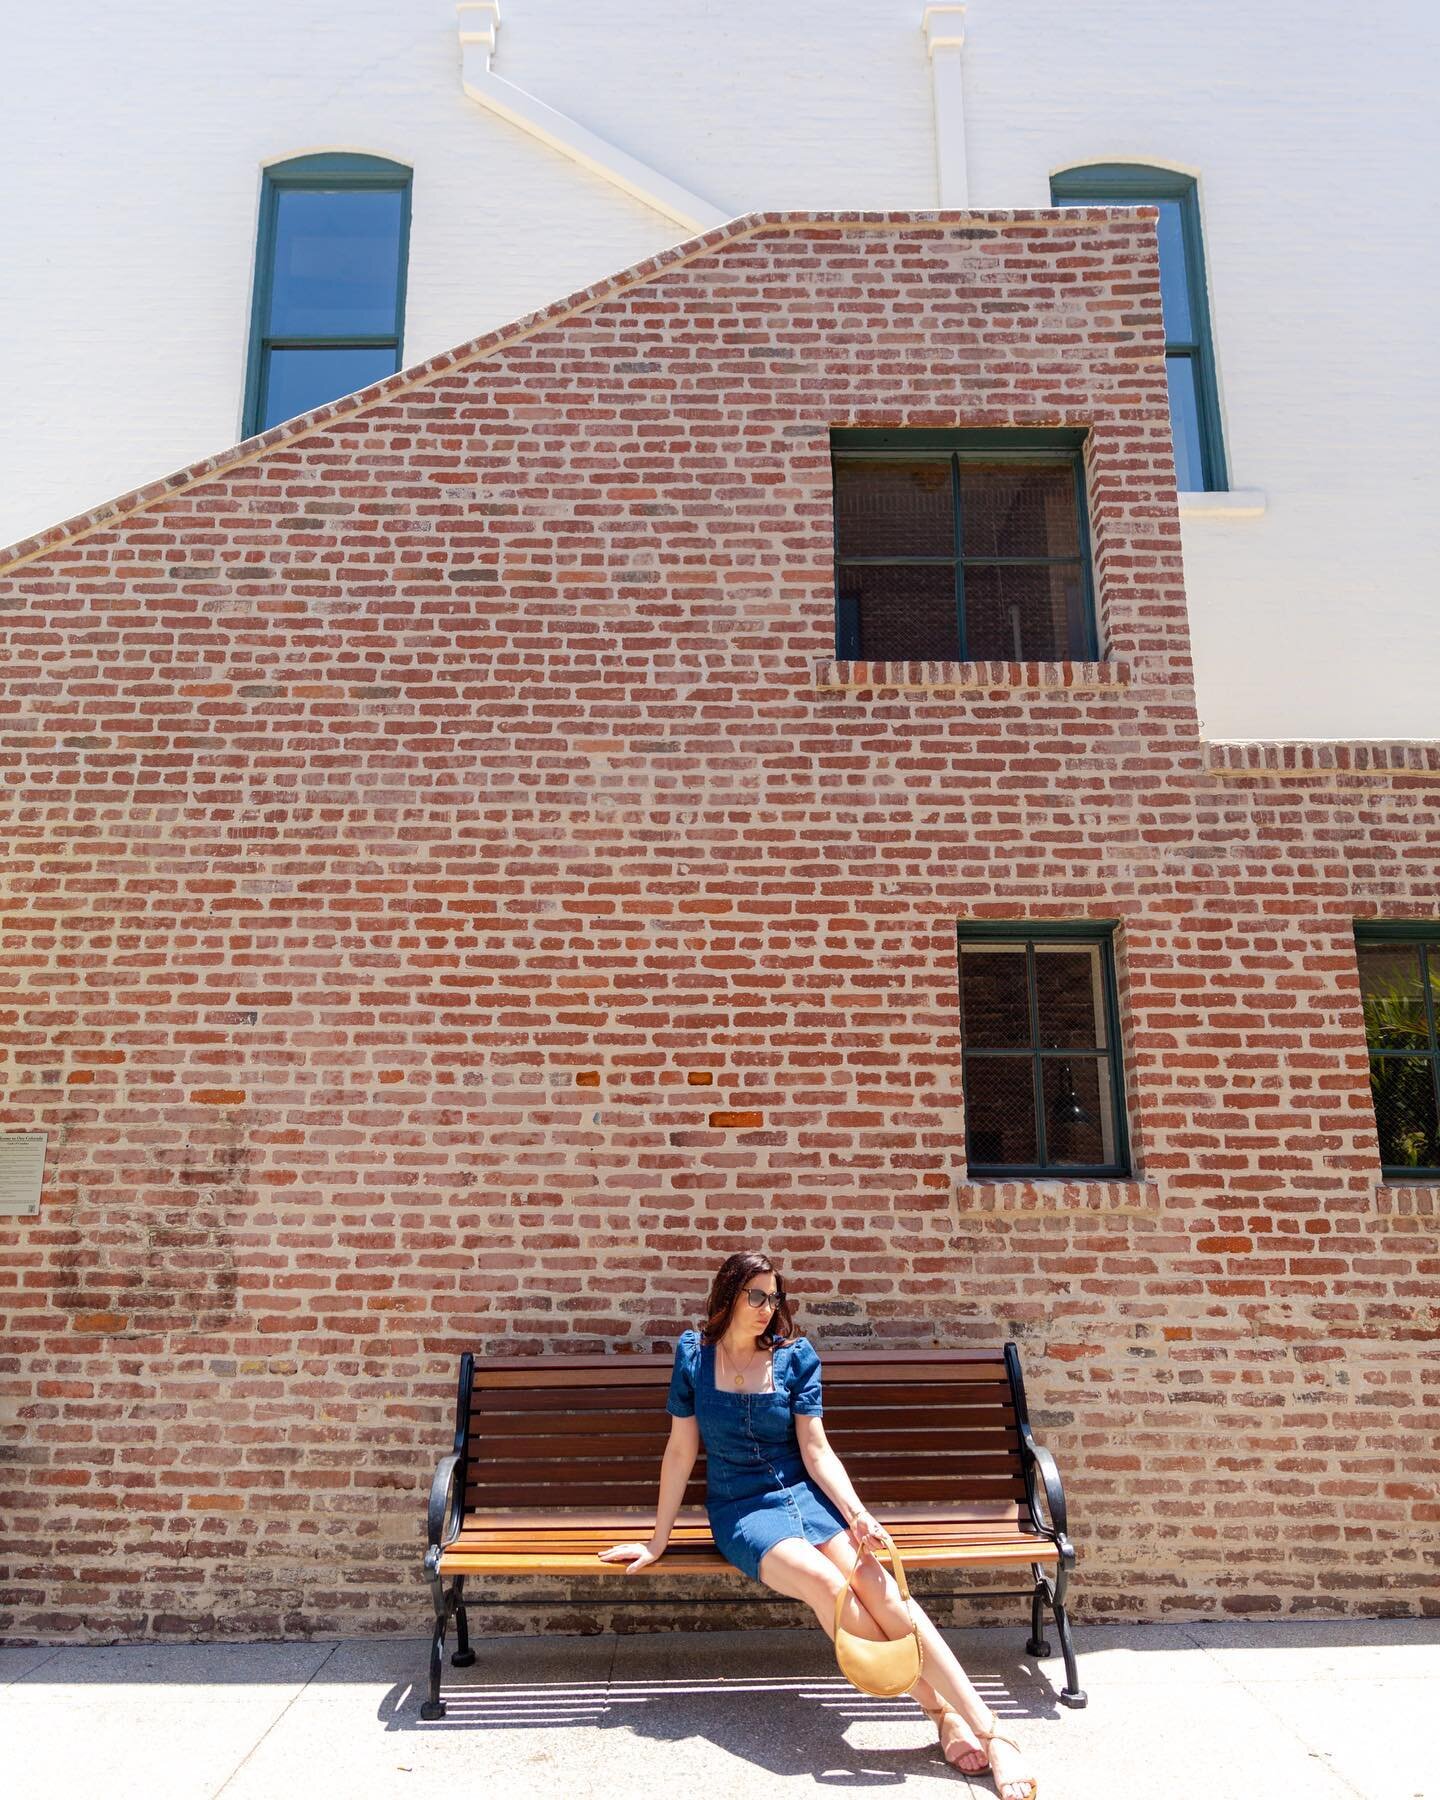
[979,1726,1036,1798]
[925,1705,1031,1784]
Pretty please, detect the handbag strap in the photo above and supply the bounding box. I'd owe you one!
[832,1536,914,1638]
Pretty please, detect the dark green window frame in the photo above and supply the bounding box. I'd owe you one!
[957,920,1132,1179]
[830,429,1099,663]
[243,153,413,439]
[1050,164,1228,492]
[1354,922,1440,1181]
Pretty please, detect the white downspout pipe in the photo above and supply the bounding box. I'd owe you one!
[456,3,729,234]
[923,5,970,206]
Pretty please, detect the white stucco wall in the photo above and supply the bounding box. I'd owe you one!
[2,0,1435,740]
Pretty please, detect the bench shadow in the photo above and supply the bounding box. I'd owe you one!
[379,1661,1061,1783]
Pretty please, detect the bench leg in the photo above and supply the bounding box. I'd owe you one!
[450,1575,476,1668]
[420,1572,450,1720]
[1025,1562,1086,1708]
[1025,1576,1052,1660]
[1048,1564,1087,1709]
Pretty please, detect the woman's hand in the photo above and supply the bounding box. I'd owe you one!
[847,1508,892,1557]
[595,1538,665,1574]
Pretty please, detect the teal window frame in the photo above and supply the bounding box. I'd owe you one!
[243,153,413,439]
[830,428,1099,662]
[956,920,1132,1179]
[1354,922,1440,1181]
[1050,164,1228,492]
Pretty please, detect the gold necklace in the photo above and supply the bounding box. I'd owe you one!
[722,1338,764,1389]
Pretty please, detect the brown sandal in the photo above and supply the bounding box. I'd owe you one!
[918,1699,989,1775]
[975,1719,1038,1800]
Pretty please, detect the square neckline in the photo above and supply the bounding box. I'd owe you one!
[700,1333,795,1399]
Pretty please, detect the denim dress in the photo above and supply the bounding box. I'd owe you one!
[665,1328,849,1581]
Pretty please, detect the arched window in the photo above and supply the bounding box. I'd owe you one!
[244,153,412,436]
[1050,165,1226,492]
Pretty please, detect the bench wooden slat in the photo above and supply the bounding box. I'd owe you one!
[438,1539,1058,1577]
[456,1526,1038,1550]
[460,1500,1027,1529]
[471,1383,1016,1420]
[470,1359,1009,1391]
[816,1382,1014,1405]
[441,1537,1042,1550]
[463,1484,715,1507]
[462,1471,1023,1503]
[467,1348,1008,1380]
[468,1398,1016,1432]
[472,1388,676,1415]
[463,1480,1031,1508]
[466,1427,1020,1463]
[467,1453,1023,1484]
[443,1507,1048,1547]
[812,1407,1017,1429]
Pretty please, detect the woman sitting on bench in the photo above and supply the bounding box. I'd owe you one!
[599,1251,1038,1799]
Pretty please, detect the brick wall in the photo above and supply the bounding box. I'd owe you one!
[2,212,1437,1643]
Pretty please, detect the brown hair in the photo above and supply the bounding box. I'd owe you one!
[699,1251,796,1348]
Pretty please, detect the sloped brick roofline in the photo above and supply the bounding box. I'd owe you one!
[0,206,1144,576]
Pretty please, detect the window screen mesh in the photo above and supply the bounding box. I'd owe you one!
[837,565,959,661]
[963,565,1088,661]
[963,1056,1039,1167]
[1041,1056,1113,1166]
[1358,941,1431,1050]
[834,458,953,559]
[1034,944,1107,1049]
[1370,1057,1440,1169]
[1357,939,1440,1168]
[959,946,1031,1047]
[959,464,1079,559]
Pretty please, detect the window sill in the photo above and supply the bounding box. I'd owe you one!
[1177,488,1267,519]
[1374,1182,1440,1216]
[951,1178,1162,1216]
[814,659,1131,694]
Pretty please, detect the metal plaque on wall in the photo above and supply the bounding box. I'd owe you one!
[0,1133,47,1217]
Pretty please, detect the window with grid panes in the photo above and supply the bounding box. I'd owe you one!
[831,431,1097,663]
[957,924,1130,1177]
[1355,926,1440,1178]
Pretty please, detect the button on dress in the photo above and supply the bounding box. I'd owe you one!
[665,1328,849,1581]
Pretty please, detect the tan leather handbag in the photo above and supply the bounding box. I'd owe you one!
[833,1539,924,1697]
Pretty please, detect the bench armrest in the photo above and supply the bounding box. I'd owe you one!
[1018,1424,1070,1543]
[426,1452,464,1554]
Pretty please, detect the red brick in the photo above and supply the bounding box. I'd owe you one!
[0,214,1435,1642]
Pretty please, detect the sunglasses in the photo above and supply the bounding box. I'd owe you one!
[743,1287,783,1309]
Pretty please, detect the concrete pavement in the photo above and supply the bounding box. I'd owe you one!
[3,1619,1435,1800]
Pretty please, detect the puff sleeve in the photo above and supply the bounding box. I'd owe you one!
[665,1328,698,1418]
[788,1336,824,1416]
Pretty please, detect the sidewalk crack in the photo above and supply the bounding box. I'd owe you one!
[208,1639,341,1799]
[3,1646,63,1687]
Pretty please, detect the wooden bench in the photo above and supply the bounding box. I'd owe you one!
[421,1340,1084,1718]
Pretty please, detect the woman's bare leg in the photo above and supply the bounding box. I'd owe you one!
[765,1535,1033,1800]
[813,1534,988,1773]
